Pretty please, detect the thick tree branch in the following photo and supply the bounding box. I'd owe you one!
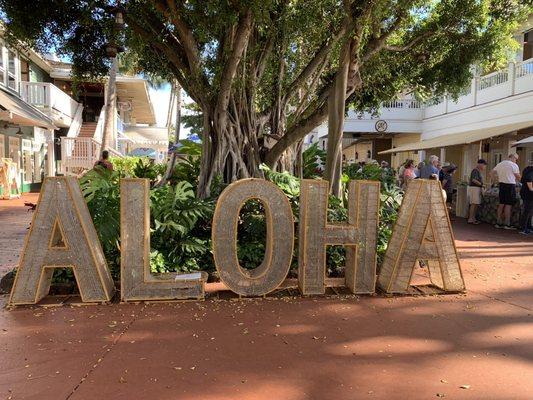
[264,100,328,167]
[281,23,349,109]
[154,0,202,74]
[216,9,253,115]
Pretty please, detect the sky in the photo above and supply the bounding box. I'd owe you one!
[148,84,191,139]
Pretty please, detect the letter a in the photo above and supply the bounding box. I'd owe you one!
[212,179,294,296]
[9,177,115,305]
[120,179,207,301]
[298,180,380,295]
[377,179,465,293]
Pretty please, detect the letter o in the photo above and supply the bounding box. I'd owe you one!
[212,179,294,296]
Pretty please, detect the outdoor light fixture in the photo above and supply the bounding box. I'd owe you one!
[103,4,125,58]
[15,127,23,136]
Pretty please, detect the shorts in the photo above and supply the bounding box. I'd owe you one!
[498,183,517,206]
[467,186,482,205]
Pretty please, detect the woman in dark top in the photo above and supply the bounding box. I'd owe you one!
[519,163,533,234]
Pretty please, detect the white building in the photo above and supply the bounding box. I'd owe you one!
[0,32,168,196]
[308,17,533,181]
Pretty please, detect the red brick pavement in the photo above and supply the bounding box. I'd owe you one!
[0,197,532,400]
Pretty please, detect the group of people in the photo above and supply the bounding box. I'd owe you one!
[397,152,533,234]
[468,153,533,235]
[398,155,458,202]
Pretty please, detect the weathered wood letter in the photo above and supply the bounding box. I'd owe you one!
[377,179,465,293]
[212,179,294,296]
[298,180,380,295]
[9,177,115,305]
[120,179,207,301]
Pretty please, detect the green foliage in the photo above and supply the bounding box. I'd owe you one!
[77,158,214,279]
[302,143,326,179]
[111,156,166,184]
[79,168,121,278]
[150,182,213,273]
[169,140,202,188]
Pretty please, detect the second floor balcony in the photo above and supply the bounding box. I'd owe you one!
[343,58,533,138]
[20,81,81,128]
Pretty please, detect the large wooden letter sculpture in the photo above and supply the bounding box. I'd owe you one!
[298,180,380,295]
[9,177,115,305]
[212,179,294,296]
[377,179,465,293]
[120,179,207,301]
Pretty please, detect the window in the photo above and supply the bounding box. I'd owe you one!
[7,50,17,90]
[0,44,4,76]
[22,139,33,183]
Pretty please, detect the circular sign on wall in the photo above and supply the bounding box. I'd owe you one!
[375,120,388,132]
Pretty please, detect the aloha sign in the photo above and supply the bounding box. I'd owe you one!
[9,177,464,306]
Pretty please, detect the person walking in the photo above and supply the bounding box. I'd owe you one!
[467,159,487,224]
[491,153,521,229]
[519,160,533,235]
[420,155,439,179]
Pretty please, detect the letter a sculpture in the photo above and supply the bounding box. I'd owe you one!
[377,179,465,293]
[10,177,115,305]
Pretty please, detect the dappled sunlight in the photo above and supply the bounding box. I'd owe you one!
[327,336,452,356]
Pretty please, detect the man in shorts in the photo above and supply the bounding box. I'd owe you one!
[467,159,487,224]
[491,153,521,229]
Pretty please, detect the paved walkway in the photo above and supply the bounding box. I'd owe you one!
[0,198,532,400]
[0,193,39,277]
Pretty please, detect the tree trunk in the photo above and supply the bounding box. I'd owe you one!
[196,100,263,198]
[159,82,182,186]
[100,57,118,155]
[325,45,350,197]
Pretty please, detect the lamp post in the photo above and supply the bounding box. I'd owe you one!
[100,5,124,156]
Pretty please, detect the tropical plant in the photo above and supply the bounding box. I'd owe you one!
[79,168,121,278]
[302,143,326,179]
[150,181,213,273]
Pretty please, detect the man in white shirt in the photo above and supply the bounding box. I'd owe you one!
[491,153,521,229]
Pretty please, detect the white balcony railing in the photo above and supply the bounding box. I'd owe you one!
[20,82,79,120]
[61,136,123,175]
[382,99,422,109]
[422,58,533,118]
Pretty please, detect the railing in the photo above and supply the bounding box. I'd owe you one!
[516,58,533,79]
[61,136,123,175]
[382,99,421,109]
[20,82,79,120]
[94,108,105,142]
[477,70,508,91]
[66,103,84,137]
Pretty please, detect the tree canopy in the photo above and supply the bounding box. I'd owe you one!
[1,0,529,196]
